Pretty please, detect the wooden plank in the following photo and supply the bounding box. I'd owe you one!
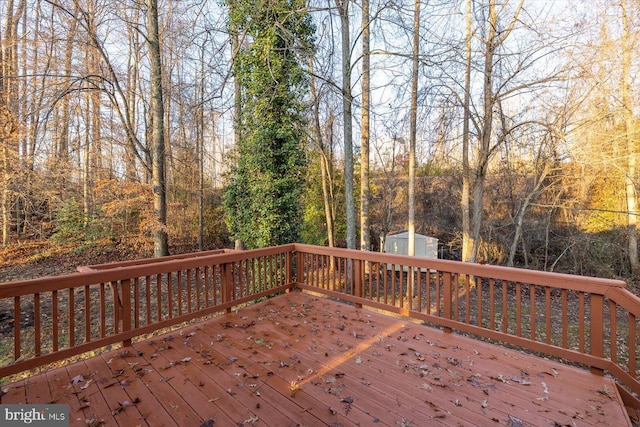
[66,354,144,427]
[66,359,122,426]
[88,351,175,427]
[132,339,242,426]
[47,365,87,425]
[1,379,26,403]
[24,371,52,403]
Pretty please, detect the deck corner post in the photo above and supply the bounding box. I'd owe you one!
[121,279,132,347]
[443,272,453,333]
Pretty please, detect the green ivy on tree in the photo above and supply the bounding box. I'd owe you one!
[224,0,315,249]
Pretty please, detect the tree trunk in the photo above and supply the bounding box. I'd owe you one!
[197,43,205,251]
[461,0,473,262]
[147,0,169,257]
[337,0,355,249]
[470,0,497,263]
[57,14,77,166]
[1,0,25,247]
[125,5,140,182]
[408,0,419,258]
[360,0,370,251]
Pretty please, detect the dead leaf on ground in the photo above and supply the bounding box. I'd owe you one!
[71,374,86,384]
[507,415,523,427]
[111,397,141,415]
[85,416,105,426]
[596,385,612,398]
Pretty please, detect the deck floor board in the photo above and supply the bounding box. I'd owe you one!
[1,290,631,427]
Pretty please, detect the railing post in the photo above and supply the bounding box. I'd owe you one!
[110,281,121,334]
[223,263,233,313]
[296,250,303,284]
[121,279,132,347]
[355,259,363,309]
[590,294,604,375]
[286,250,293,288]
[443,272,452,333]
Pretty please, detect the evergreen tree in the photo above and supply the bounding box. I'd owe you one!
[224,0,315,248]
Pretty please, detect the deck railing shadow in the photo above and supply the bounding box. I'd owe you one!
[1,243,639,408]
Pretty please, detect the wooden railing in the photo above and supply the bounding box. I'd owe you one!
[0,245,294,379]
[293,244,640,399]
[2,243,639,403]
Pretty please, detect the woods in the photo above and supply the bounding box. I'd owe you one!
[0,0,639,282]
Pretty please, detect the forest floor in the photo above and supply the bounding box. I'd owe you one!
[0,240,217,283]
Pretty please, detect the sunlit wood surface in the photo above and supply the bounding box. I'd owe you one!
[1,291,631,426]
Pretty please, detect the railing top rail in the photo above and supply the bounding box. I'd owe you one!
[77,248,233,271]
[0,244,295,298]
[291,244,627,293]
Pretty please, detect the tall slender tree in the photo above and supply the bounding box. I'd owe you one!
[461,0,473,262]
[407,0,420,257]
[1,0,25,247]
[360,0,371,251]
[336,0,356,250]
[147,0,169,257]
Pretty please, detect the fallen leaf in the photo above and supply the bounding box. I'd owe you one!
[596,385,612,398]
[80,380,93,390]
[85,417,104,427]
[507,415,523,427]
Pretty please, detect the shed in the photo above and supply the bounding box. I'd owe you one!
[384,231,438,271]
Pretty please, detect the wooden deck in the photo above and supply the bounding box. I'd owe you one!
[1,291,631,426]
